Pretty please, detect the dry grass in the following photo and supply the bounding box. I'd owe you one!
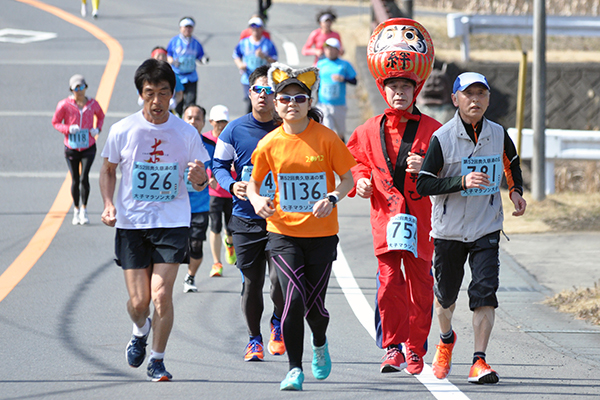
[544,283,600,325]
[502,190,600,234]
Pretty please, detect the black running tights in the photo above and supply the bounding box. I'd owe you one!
[65,144,96,208]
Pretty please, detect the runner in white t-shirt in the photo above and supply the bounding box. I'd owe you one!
[99,58,210,382]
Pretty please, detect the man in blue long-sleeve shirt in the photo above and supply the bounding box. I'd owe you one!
[212,65,285,362]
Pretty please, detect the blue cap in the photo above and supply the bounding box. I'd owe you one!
[452,72,490,94]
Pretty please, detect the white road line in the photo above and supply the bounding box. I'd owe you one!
[333,245,470,400]
[269,30,300,66]
[282,41,299,66]
[0,111,132,118]
[0,172,100,178]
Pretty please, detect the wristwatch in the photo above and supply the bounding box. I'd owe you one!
[327,193,338,207]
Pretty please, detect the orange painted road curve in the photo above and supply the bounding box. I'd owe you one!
[0,0,123,303]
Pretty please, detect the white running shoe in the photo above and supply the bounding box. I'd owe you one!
[72,208,80,225]
[183,275,197,293]
[79,208,89,225]
[92,9,98,19]
[81,3,87,17]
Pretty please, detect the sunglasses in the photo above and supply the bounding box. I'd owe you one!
[276,94,310,104]
[73,85,86,92]
[250,85,274,95]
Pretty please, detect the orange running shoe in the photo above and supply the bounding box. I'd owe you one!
[209,262,223,277]
[268,320,285,355]
[432,331,457,379]
[380,346,407,373]
[244,339,264,361]
[468,358,499,384]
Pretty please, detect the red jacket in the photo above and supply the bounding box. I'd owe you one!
[347,113,441,260]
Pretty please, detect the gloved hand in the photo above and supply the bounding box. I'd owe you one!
[200,56,209,65]
[69,124,80,134]
[169,97,177,110]
[90,128,99,135]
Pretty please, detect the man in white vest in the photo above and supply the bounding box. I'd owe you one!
[417,72,527,384]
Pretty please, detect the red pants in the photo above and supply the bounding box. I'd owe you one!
[375,251,434,357]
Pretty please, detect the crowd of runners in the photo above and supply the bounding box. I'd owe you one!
[52,4,528,391]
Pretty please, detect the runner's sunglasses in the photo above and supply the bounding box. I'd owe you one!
[250,85,274,95]
[276,94,311,104]
[73,85,86,92]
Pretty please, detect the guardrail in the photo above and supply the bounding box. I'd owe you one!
[447,13,600,61]
[507,128,600,194]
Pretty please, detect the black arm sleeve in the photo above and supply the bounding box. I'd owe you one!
[503,129,524,195]
[417,136,464,196]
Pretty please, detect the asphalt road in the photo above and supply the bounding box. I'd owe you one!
[0,1,598,399]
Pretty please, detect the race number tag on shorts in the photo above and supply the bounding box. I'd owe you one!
[386,213,418,257]
[132,162,179,202]
[68,129,89,149]
[461,155,503,196]
[278,172,326,213]
[241,166,275,199]
[178,55,196,73]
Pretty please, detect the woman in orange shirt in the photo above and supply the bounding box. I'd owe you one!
[247,63,355,391]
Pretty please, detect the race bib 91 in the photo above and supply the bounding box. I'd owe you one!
[278,172,326,213]
[461,155,503,196]
[132,161,179,202]
[386,213,418,257]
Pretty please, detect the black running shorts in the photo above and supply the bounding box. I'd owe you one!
[115,227,189,269]
[433,230,500,311]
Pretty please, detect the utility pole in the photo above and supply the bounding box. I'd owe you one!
[402,0,413,19]
[532,0,546,200]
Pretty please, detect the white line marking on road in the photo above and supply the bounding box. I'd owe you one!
[0,28,56,44]
[282,42,299,66]
[0,111,132,118]
[269,30,300,66]
[0,172,100,178]
[333,245,471,400]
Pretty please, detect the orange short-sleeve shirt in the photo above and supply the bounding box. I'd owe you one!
[251,120,356,238]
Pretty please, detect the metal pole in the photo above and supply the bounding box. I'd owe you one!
[532,0,546,200]
[402,0,413,19]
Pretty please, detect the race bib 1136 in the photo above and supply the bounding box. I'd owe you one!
[278,172,326,213]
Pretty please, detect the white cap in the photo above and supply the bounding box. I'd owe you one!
[452,72,490,94]
[324,37,341,50]
[248,17,264,27]
[209,105,229,122]
[319,13,334,23]
[179,18,195,27]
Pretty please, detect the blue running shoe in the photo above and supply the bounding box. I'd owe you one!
[147,358,172,382]
[280,367,304,391]
[125,318,150,368]
[311,339,332,380]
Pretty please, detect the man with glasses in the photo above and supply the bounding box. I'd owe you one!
[233,17,278,112]
[212,65,285,362]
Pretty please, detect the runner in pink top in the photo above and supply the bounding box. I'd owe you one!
[301,8,344,65]
[52,74,105,226]
[203,105,237,278]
